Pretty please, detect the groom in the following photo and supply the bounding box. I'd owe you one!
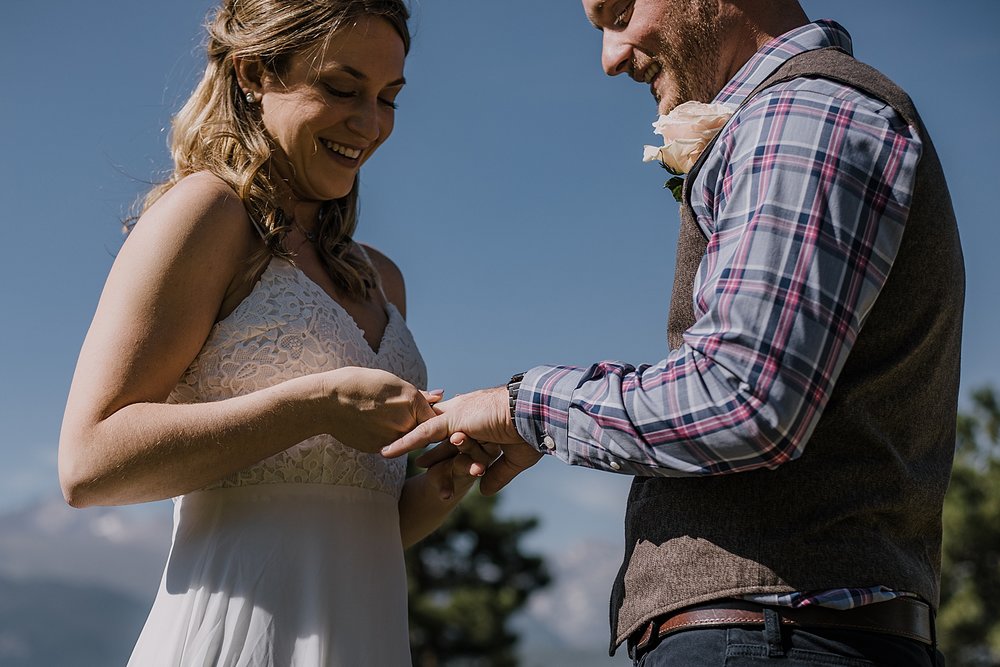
[385,0,962,664]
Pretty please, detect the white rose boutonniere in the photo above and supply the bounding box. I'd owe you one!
[643,101,734,202]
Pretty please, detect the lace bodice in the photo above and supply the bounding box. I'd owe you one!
[168,257,427,498]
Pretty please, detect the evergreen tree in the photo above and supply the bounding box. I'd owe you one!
[406,460,550,667]
[939,386,1000,666]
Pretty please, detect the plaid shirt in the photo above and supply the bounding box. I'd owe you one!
[513,21,923,610]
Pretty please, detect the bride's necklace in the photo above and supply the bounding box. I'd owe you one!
[285,203,329,247]
[292,218,319,244]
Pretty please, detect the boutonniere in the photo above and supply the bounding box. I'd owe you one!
[642,101,734,202]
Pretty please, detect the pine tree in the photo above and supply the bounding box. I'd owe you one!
[939,386,1000,666]
[405,462,550,667]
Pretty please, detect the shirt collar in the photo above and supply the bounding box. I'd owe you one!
[714,19,854,107]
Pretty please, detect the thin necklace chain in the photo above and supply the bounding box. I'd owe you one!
[285,202,329,245]
[293,218,319,244]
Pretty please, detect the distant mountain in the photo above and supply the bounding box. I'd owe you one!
[0,498,631,665]
[0,497,171,599]
[0,575,147,667]
[515,539,632,665]
[519,539,625,648]
[0,498,168,665]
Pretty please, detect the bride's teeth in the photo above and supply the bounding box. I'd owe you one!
[322,140,362,160]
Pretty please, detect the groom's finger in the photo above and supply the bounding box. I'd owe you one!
[479,443,543,495]
[478,454,531,496]
[415,441,459,468]
[382,414,450,458]
[449,433,498,476]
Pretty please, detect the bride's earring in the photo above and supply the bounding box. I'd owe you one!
[245,92,256,104]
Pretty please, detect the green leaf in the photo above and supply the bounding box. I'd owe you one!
[938,385,1000,665]
[658,162,683,176]
[665,176,685,203]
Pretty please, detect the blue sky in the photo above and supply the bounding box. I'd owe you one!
[2,0,999,562]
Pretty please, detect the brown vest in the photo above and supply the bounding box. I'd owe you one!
[610,47,964,652]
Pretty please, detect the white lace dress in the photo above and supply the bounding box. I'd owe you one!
[127,257,426,666]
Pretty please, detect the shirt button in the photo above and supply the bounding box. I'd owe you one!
[542,435,556,451]
[610,461,622,471]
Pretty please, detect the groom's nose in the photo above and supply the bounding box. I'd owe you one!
[602,30,632,77]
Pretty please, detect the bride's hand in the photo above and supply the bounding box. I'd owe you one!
[321,367,438,454]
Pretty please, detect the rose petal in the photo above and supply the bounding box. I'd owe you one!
[659,138,708,174]
[642,144,663,163]
[645,101,735,174]
[653,101,734,142]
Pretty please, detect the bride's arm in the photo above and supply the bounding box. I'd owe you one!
[398,457,476,548]
[59,174,433,508]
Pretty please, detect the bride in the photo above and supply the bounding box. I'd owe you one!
[58,1,484,663]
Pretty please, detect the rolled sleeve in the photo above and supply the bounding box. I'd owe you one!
[511,79,921,480]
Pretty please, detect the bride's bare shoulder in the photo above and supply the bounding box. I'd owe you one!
[133,171,257,260]
[150,172,247,229]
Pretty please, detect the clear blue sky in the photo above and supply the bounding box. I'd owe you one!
[2,1,999,557]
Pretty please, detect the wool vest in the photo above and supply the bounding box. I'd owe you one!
[610,47,964,652]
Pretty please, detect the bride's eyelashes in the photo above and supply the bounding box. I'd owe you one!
[323,83,354,99]
[323,83,400,110]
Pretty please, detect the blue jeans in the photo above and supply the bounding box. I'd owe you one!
[633,610,944,666]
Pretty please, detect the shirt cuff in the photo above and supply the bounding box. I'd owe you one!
[511,363,675,476]
[512,364,584,458]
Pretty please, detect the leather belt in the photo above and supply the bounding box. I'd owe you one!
[631,597,933,655]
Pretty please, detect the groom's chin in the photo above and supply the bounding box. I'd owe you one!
[654,87,681,116]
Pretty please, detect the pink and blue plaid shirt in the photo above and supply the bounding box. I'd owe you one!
[513,21,924,610]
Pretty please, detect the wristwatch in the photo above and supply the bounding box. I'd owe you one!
[506,372,525,422]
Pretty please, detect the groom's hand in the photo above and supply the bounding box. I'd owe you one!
[381,387,543,494]
[477,437,544,495]
[382,387,521,453]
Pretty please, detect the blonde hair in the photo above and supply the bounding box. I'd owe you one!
[141,0,410,299]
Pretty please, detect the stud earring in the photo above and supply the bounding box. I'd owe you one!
[245,92,256,104]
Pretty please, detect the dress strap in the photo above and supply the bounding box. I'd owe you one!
[247,209,271,244]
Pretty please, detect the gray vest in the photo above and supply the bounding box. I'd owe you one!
[610,47,964,651]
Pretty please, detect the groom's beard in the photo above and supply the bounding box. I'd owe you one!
[652,0,726,113]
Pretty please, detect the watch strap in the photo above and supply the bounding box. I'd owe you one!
[506,372,525,422]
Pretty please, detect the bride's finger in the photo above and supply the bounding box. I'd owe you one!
[429,457,455,500]
[421,389,445,405]
[451,452,478,482]
[430,453,478,500]
[421,389,445,414]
